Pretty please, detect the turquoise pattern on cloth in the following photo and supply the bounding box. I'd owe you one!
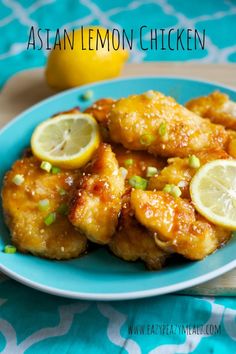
[0,279,236,353]
[0,1,236,353]
[0,0,236,86]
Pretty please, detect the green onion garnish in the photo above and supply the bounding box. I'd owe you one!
[146,166,159,177]
[163,184,182,198]
[59,188,67,196]
[40,161,52,173]
[44,212,56,226]
[158,122,167,137]
[129,175,148,190]
[124,159,134,167]
[163,184,172,194]
[12,174,24,186]
[57,204,69,215]
[38,199,50,212]
[4,245,16,254]
[188,155,201,169]
[171,185,182,198]
[81,90,93,101]
[51,166,61,174]
[140,133,155,146]
[144,90,155,99]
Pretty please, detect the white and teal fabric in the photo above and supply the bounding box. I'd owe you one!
[0,1,236,353]
[0,278,236,353]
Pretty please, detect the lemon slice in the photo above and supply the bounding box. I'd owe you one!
[31,113,100,169]
[190,159,236,230]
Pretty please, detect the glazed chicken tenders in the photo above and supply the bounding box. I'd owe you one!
[69,143,125,244]
[131,190,231,260]
[109,147,168,269]
[2,156,87,259]
[2,87,235,270]
[104,91,228,158]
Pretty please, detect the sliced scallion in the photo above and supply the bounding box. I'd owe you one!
[12,174,24,186]
[40,161,52,173]
[129,175,148,190]
[44,212,56,226]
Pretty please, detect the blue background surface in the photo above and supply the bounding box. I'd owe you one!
[0,0,236,87]
[0,1,236,353]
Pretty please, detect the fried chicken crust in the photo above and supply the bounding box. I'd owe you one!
[108,146,168,269]
[1,156,87,260]
[148,149,230,198]
[227,130,236,158]
[109,188,168,270]
[131,190,231,260]
[106,91,228,158]
[186,91,236,130]
[69,143,125,244]
[113,145,166,179]
[85,98,115,125]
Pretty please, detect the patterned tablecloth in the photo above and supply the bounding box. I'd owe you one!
[0,1,236,353]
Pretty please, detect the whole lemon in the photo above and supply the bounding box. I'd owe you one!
[45,27,129,90]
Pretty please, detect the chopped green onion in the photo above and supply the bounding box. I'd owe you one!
[163,184,172,194]
[144,90,155,99]
[158,122,167,137]
[51,166,61,174]
[44,212,56,226]
[81,90,93,101]
[140,133,155,146]
[40,161,52,173]
[120,167,128,179]
[188,155,201,169]
[171,185,182,198]
[59,188,67,196]
[12,174,24,186]
[57,204,69,215]
[129,175,148,190]
[163,184,182,198]
[146,166,159,177]
[38,199,50,212]
[124,159,134,167]
[4,245,16,254]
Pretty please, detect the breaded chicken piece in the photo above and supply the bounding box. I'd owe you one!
[131,190,231,260]
[85,98,115,125]
[148,149,230,198]
[85,99,115,142]
[186,91,236,130]
[227,130,236,158]
[109,147,168,269]
[113,145,166,179]
[1,156,87,260]
[69,143,125,244]
[106,91,228,158]
[109,189,168,270]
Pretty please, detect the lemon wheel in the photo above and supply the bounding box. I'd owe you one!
[31,113,100,169]
[190,159,236,230]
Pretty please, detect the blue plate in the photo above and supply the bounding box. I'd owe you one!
[0,77,236,300]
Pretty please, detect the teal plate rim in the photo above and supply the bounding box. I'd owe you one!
[0,75,236,301]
